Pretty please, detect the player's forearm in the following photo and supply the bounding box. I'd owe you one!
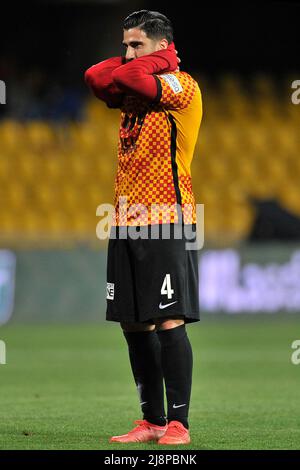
[84,57,125,106]
[111,44,178,100]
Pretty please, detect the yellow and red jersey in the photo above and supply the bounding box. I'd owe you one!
[113,70,202,226]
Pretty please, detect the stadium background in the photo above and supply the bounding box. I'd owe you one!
[0,0,299,450]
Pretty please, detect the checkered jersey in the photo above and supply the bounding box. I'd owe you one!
[112,70,202,226]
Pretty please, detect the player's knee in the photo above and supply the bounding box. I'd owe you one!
[154,317,185,331]
[120,322,156,332]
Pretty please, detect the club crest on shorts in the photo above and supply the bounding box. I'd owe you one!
[106,283,115,300]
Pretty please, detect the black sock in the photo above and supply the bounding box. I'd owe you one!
[123,330,167,427]
[157,324,193,430]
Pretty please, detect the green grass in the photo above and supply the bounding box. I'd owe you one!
[0,315,300,450]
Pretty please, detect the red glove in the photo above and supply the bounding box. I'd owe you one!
[111,42,179,101]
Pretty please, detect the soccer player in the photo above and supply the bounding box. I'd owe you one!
[85,10,202,445]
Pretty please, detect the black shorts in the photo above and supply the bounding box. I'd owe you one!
[106,224,200,324]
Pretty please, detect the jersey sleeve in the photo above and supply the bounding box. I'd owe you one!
[155,72,197,110]
[84,57,125,108]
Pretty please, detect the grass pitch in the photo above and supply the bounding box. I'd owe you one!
[0,315,299,450]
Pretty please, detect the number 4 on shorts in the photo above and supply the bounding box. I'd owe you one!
[161,274,174,299]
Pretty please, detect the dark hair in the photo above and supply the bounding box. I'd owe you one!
[123,10,174,44]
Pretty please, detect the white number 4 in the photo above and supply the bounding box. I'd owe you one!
[161,274,174,299]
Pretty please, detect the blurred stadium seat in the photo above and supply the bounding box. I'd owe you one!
[0,75,299,245]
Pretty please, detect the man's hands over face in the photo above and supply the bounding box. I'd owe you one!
[111,41,182,101]
[174,48,181,71]
[123,42,181,73]
[156,42,181,73]
[167,42,181,69]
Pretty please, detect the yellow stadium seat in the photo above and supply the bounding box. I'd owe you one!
[24,121,54,150]
[34,183,57,209]
[0,155,10,180]
[278,186,300,217]
[0,120,25,153]
[6,182,28,210]
[0,213,18,234]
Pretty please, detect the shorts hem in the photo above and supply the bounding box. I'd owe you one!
[106,310,200,324]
